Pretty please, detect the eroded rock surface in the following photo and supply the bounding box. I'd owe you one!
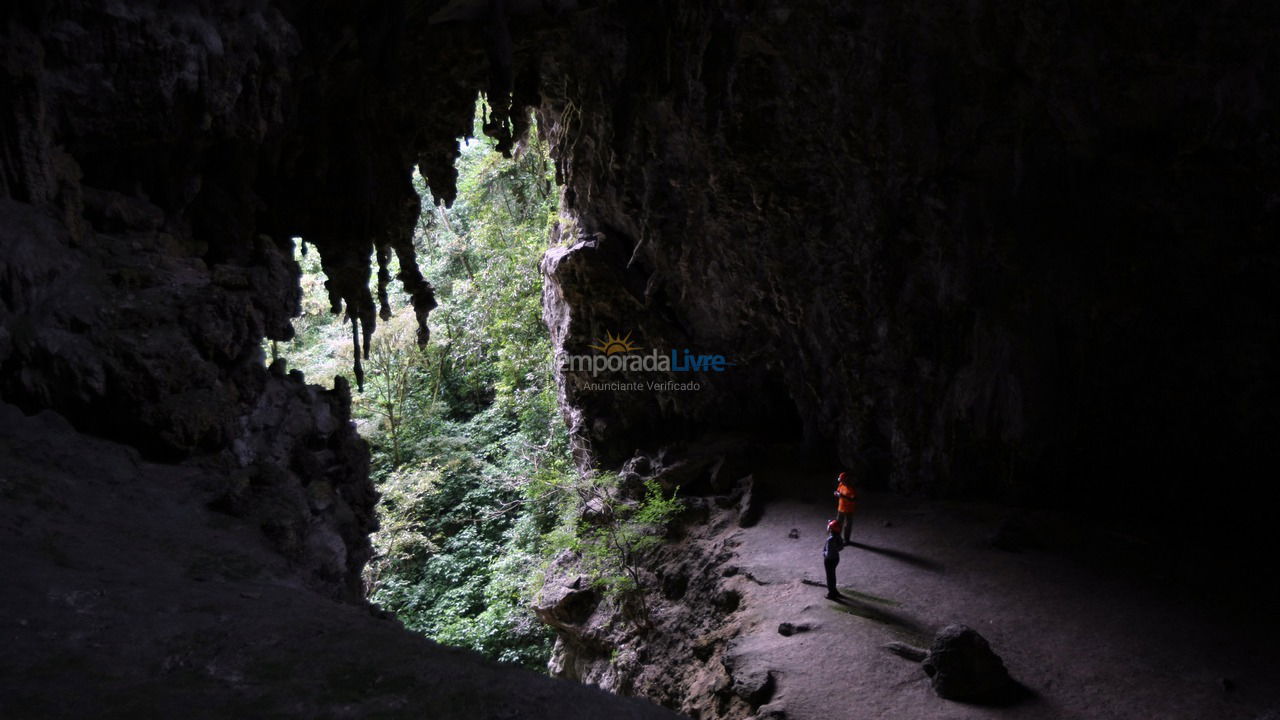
[0,402,678,719]
[921,624,1015,704]
[0,0,466,601]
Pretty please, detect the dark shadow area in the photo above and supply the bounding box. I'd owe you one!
[952,679,1038,709]
[846,541,946,573]
[799,579,927,639]
[829,596,927,638]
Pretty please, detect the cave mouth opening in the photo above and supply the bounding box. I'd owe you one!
[270,96,573,670]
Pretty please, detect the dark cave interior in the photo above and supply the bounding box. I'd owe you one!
[3,1,1280,718]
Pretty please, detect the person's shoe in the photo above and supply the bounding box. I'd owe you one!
[826,592,841,600]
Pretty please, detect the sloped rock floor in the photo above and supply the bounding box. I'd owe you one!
[0,403,677,720]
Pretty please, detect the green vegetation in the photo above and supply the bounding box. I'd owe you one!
[273,100,681,670]
[274,101,564,668]
[541,474,683,628]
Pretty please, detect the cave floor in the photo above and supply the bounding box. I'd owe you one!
[720,473,1280,720]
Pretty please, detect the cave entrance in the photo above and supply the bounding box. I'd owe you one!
[270,97,570,669]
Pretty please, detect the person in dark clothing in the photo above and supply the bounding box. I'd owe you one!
[822,519,845,599]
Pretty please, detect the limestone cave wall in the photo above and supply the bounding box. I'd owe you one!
[1,0,501,600]
[535,1,1280,538]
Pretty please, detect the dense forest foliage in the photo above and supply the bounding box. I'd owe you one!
[273,102,682,670]
[274,104,568,668]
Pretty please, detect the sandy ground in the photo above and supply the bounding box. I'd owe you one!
[720,469,1280,720]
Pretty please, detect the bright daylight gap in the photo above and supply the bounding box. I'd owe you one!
[271,97,572,669]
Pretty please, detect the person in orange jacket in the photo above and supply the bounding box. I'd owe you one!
[833,471,856,542]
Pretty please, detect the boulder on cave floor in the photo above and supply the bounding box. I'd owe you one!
[922,624,1020,704]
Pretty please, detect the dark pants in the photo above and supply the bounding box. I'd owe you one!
[824,556,839,595]
[838,510,854,542]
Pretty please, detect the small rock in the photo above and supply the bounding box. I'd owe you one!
[786,528,799,539]
[730,665,775,706]
[533,560,599,630]
[882,641,927,662]
[922,624,1015,704]
[777,621,812,637]
[753,700,787,719]
[581,496,609,523]
[692,640,715,662]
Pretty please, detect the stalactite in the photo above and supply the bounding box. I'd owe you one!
[376,243,392,321]
[392,237,437,349]
[483,0,516,156]
[350,312,364,391]
[360,299,374,362]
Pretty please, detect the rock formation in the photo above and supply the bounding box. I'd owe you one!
[531,443,768,717]
[921,624,1016,704]
[536,1,1280,520]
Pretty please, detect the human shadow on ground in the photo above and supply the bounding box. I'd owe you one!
[828,594,928,640]
[846,541,945,572]
[801,579,929,642]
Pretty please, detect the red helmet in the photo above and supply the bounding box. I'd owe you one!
[837,471,847,482]
[827,519,843,533]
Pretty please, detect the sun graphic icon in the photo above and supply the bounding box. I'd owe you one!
[589,330,642,355]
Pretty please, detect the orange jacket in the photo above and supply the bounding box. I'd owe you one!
[835,480,857,513]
